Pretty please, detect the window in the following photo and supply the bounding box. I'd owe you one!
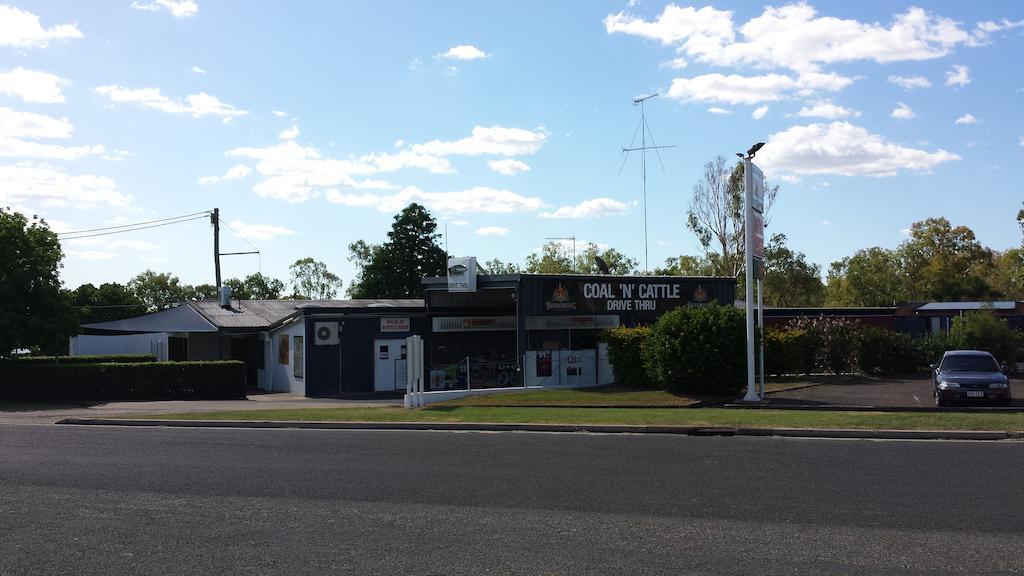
[278,334,289,365]
[293,335,304,379]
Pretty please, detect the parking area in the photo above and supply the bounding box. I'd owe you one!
[766,375,1024,409]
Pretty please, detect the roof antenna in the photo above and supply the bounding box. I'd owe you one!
[620,94,675,274]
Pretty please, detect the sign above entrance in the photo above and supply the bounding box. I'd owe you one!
[749,162,765,214]
[380,317,411,333]
[535,278,728,315]
[447,257,477,293]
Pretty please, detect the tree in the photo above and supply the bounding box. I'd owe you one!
[825,248,906,306]
[224,272,286,300]
[654,255,714,276]
[990,248,1024,300]
[524,241,639,275]
[289,257,343,300]
[761,233,824,307]
[128,270,194,311]
[686,155,778,278]
[0,209,78,356]
[68,282,145,324]
[483,258,523,275]
[346,203,447,298]
[189,284,218,300]
[898,217,994,301]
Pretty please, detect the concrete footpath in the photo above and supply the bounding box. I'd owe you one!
[0,394,402,425]
[56,417,1024,441]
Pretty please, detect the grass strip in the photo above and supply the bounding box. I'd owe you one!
[121,406,1024,432]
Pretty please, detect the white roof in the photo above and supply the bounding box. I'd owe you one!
[916,302,1016,311]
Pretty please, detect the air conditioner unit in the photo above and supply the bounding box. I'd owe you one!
[314,322,339,345]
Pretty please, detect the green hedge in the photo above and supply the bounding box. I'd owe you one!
[0,361,246,402]
[2,354,156,365]
[600,326,652,388]
[642,304,747,395]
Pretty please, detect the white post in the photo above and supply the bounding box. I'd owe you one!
[417,336,424,407]
[758,277,765,400]
[405,335,415,409]
[742,156,759,402]
[465,356,471,391]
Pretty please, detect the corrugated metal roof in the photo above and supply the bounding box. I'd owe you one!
[189,300,300,330]
[297,299,424,309]
[81,305,218,334]
[916,302,1016,312]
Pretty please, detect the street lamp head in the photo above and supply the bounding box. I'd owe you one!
[747,142,765,158]
[735,152,744,158]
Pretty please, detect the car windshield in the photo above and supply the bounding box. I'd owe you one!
[940,354,1000,372]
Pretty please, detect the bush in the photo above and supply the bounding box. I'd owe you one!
[2,354,156,365]
[642,304,746,395]
[787,317,860,374]
[949,309,1024,364]
[764,328,816,376]
[0,361,246,402]
[600,326,653,388]
[857,327,925,374]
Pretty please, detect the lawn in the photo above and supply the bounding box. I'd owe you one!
[122,405,1024,432]
[435,381,815,407]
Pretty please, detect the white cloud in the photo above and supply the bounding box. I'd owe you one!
[540,197,630,219]
[658,57,688,69]
[278,124,299,140]
[900,228,911,236]
[707,107,731,114]
[0,67,68,103]
[945,64,971,87]
[95,85,247,120]
[327,186,545,214]
[0,137,104,160]
[226,220,294,242]
[451,220,469,226]
[271,110,288,118]
[607,4,979,73]
[488,158,531,175]
[440,45,488,60]
[475,226,509,236]
[196,162,256,186]
[0,107,73,139]
[0,163,131,208]
[797,101,860,119]
[191,66,206,74]
[66,250,116,261]
[223,164,251,180]
[657,240,674,247]
[887,75,931,90]
[751,105,768,120]
[411,125,547,157]
[0,5,82,48]
[0,107,105,160]
[756,121,960,178]
[891,102,915,119]
[777,173,802,184]
[667,72,852,105]
[954,113,976,125]
[819,220,831,227]
[131,0,198,17]
[1019,136,1023,146]
[975,18,1024,35]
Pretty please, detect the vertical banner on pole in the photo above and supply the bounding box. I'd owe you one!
[742,158,759,402]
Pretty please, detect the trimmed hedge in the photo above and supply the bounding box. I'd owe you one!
[642,304,747,395]
[600,326,652,388]
[0,361,246,402]
[3,354,156,365]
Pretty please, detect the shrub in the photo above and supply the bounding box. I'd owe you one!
[764,328,815,376]
[858,327,925,374]
[949,309,1024,364]
[600,326,653,388]
[787,317,860,374]
[641,304,746,395]
[0,361,246,402]
[3,354,156,365]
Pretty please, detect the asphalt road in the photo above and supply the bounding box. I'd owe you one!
[1,425,1023,575]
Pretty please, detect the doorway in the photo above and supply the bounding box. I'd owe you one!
[373,339,408,392]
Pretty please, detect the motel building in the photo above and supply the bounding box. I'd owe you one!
[71,258,736,403]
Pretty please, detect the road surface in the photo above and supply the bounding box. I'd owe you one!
[1,424,1022,575]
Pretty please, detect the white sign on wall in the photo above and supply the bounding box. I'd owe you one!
[380,317,411,333]
[447,257,477,292]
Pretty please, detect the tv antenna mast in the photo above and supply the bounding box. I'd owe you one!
[620,93,674,273]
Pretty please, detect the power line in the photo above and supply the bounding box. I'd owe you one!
[216,212,262,274]
[58,210,211,236]
[59,214,210,240]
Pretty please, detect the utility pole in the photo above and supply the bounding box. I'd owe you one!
[212,207,221,288]
[620,94,675,273]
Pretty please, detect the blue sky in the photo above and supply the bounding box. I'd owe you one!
[2,0,1023,290]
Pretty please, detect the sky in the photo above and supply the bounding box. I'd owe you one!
[2,0,1023,291]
